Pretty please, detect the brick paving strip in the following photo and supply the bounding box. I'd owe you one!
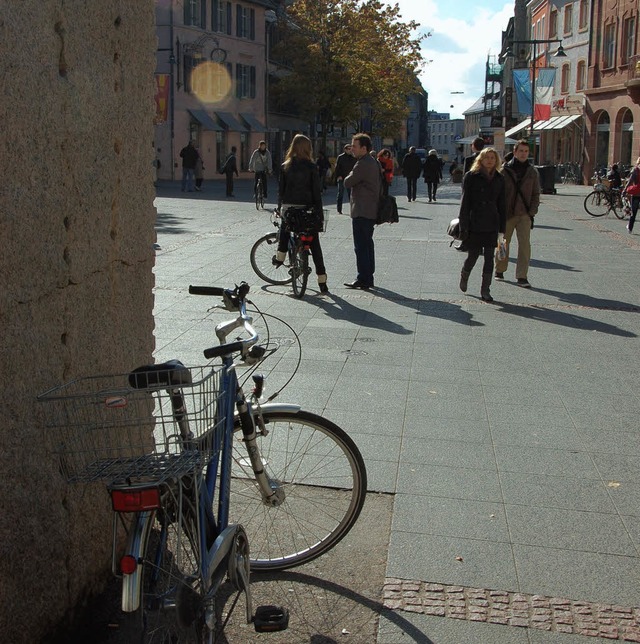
[383,579,640,641]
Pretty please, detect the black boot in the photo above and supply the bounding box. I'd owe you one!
[459,269,470,293]
[481,272,494,302]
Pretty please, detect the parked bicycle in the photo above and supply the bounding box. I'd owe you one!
[250,207,326,299]
[39,282,366,642]
[583,183,629,219]
[254,174,265,210]
[558,162,581,185]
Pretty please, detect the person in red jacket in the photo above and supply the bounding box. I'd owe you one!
[377,149,394,196]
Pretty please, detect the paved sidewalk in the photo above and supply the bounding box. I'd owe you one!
[153,176,640,643]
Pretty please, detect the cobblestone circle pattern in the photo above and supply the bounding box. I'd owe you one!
[383,579,640,641]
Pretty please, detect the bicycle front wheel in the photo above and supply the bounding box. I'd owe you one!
[584,191,609,217]
[230,409,367,571]
[250,232,293,285]
[289,243,309,298]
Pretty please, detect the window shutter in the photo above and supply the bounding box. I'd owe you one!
[250,9,255,40]
[201,1,206,28]
[226,2,232,34]
[184,1,190,25]
[236,64,242,98]
[236,5,242,37]
[212,0,218,30]
[250,66,256,98]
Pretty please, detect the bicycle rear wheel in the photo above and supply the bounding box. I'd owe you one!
[139,497,211,643]
[229,409,367,571]
[289,242,309,298]
[584,191,609,217]
[250,233,293,285]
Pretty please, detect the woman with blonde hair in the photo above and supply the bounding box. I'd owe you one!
[273,134,328,293]
[458,148,506,302]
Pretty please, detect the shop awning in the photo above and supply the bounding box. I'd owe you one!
[215,111,248,132]
[187,109,223,131]
[505,119,531,138]
[533,114,581,131]
[239,112,266,131]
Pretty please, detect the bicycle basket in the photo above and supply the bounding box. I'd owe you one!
[38,365,224,485]
[284,207,324,233]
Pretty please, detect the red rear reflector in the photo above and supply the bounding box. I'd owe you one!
[111,487,161,512]
[120,555,138,575]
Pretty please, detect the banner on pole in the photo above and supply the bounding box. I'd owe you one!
[534,68,556,121]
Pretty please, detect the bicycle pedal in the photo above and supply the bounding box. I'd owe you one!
[253,605,289,633]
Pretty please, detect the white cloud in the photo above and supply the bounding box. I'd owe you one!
[389,0,514,119]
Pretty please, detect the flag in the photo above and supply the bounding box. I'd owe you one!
[512,69,531,116]
[534,68,556,121]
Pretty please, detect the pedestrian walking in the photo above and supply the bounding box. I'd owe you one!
[221,146,239,197]
[494,139,540,288]
[249,140,273,198]
[458,148,506,303]
[274,134,329,293]
[623,156,640,233]
[401,146,422,202]
[463,137,485,174]
[334,144,356,214]
[377,149,394,197]
[343,133,380,290]
[194,152,204,191]
[423,149,442,202]
[316,151,331,192]
[179,140,199,192]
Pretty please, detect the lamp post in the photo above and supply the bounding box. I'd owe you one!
[506,39,566,161]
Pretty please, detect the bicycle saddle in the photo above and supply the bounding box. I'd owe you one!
[128,360,192,389]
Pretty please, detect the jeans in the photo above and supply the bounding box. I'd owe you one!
[336,180,351,213]
[181,168,194,191]
[352,217,375,286]
[406,177,417,201]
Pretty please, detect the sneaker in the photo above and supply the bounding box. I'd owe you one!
[495,272,504,279]
[272,255,284,268]
[517,278,532,288]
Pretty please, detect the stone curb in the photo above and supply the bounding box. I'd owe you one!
[383,579,640,641]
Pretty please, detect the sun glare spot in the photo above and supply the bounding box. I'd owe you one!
[190,62,232,104]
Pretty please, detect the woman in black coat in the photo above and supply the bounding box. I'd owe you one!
[423,149,443,202]
[274,134,328,293]
[458,148,506,302]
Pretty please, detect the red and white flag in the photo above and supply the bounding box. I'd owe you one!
[534,68,556,121]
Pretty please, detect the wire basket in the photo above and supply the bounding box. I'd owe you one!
[283,207,327,233]
[38,365,224,485]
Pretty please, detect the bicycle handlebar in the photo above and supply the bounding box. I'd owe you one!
[189,282,260,361]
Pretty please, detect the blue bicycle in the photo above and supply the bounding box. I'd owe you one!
[39,282,366,642]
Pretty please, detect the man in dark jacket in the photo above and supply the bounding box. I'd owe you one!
[494,140,540,288]
[334,144,356,214]
[221,146,239,197]
[463,137,485,174]
[401,146,422,202]
[180,140,200,192]
[344,133,380,289]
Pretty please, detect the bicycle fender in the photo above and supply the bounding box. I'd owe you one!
[205,524,246,583]
[236,403,301,418]
[121,510,155,613]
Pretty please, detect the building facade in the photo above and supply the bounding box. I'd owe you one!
[427,112,465,161]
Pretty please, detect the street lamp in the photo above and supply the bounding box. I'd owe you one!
[505,39,566,160]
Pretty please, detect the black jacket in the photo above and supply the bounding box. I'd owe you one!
[401,152,422,179]
[334,152,356,180]
[463,153,478,175]
[278,158,323,215]
[423,155,442,182]
[459,170,506,235]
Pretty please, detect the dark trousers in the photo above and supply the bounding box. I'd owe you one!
[463,232,498,275]
[630,195,640,232]
[225,172,235,196]
[426,181,439,200]
[406,177,417,201]
[254,171,268,197]
[336,180,350,213]
[277,227,326,276]
[352,217,375,286]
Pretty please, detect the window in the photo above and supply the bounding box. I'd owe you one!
[564,4,573,35]
[576,59,586,90]
[603,22,616,68]
[235,63,256,98]
[561,63,571,93]
[622,16,636,65]
[236,5,256,40]
[183,55,199,93]
[184,0,205,27]
[212,0,231,34]
[579,0,588,30]
[550,10,558,38]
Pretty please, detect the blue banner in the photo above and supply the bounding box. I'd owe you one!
[512,69,531,116]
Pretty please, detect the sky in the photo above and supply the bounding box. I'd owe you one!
[386,0,515,119]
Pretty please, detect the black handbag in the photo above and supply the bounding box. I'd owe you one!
[446,217,461,247]
[377,195,399,225]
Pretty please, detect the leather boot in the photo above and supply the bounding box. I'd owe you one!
[459,269,470,293]
[481,272,494,302]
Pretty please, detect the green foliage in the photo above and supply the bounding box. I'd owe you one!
[270,0,427,139]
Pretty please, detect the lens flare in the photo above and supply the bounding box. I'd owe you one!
[190,62,232,104]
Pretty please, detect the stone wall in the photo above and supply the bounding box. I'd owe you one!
[0,2,157,641]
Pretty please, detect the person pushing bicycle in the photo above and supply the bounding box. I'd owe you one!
[249,140,273,198]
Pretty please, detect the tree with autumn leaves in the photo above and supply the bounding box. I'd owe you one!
[270,0,427,142]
